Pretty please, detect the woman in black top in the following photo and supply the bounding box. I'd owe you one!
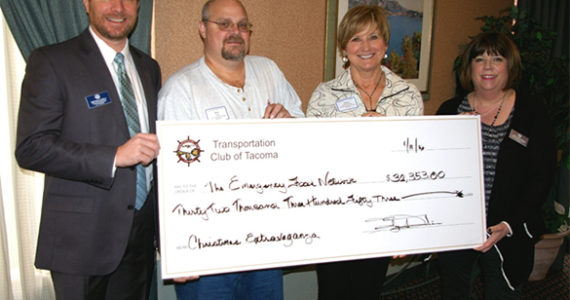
[436,32,556,299]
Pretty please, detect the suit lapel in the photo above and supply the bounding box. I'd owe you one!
[78,30,133,140]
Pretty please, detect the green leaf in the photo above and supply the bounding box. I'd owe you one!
[536,32,543,40]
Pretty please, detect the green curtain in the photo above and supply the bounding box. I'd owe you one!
[0,0,154,61]
[517,0,569,58]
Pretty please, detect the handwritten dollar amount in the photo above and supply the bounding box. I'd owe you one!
[386,171,445,183]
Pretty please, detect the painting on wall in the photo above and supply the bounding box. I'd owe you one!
[330,0,434,92]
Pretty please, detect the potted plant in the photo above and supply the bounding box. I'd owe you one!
[529,192,570,281]
[460,6,570,281]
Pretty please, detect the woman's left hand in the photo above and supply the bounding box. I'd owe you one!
[474,222,510,253]
[361,111,385,117]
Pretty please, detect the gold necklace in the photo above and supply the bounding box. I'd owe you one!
[354,71,384,112]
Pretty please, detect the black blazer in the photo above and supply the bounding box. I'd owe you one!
[15,29,161,275]
[437,90,556,286]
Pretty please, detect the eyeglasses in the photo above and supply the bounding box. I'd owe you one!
[204,19,253,32]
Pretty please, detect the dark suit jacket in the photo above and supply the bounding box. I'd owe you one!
[437,90,556,286]
[15,29,161,275]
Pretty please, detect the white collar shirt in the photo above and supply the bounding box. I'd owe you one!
[89,26,149,134]
[158,55,304,121]
[89,27,152,186]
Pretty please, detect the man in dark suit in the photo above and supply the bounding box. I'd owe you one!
[15,0,161,299]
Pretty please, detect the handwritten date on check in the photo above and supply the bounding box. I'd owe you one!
[157,116,486,279]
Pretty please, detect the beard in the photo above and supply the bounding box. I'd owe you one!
[221,35,247,61]
[91,18,137,42]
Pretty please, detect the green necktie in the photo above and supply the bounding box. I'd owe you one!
[114,53,147,210]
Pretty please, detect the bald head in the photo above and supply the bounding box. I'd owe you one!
[202,0,248,22]
[199,0,251,68]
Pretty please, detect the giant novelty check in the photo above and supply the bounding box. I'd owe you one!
[157,116,486,279]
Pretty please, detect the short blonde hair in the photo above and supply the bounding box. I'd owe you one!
[337,5,390,69]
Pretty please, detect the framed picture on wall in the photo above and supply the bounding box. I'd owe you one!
[327,0,434,92]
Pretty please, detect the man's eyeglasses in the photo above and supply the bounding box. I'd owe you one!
[204,19,253,32]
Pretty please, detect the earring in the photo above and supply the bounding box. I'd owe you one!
[384,53,388,59]
[342,52,349,63]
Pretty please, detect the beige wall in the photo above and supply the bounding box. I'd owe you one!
[427,0,512,114]
[154,0,513,115]
[154,0,325,112]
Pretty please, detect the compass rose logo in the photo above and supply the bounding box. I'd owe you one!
[174,136,204,167]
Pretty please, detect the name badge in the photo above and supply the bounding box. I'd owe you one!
[85,91,111,109]
[509,129,529,147]
[206,106,230,120]
[335,96,359,113]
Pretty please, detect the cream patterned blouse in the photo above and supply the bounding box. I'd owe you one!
[306,66,423,117]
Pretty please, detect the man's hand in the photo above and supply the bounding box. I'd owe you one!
[116,133,160,167]
[263,101,292,119]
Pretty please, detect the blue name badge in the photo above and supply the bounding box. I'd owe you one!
[85,91,112,109]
